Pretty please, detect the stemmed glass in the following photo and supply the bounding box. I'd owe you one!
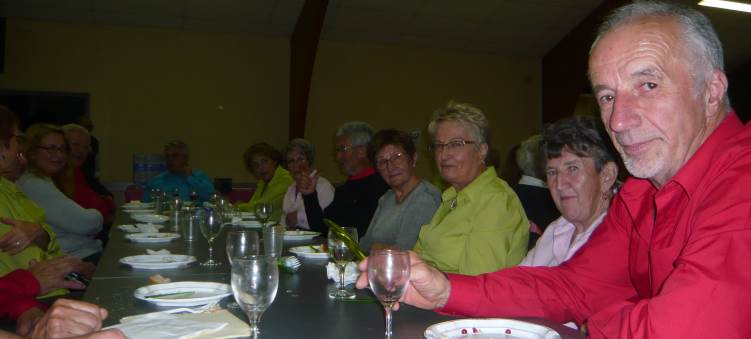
[231,255,279,339]
[226,230,260,309]
[255,203,273,227]
[328,227,358,299]
[199,208,225,266]
[368,249,410,339]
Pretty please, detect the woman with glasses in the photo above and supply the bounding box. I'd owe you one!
[413,102,529,275]
[16,123,103,263]
[237,142,294,224]
[358,129,441,253]
[280,139,334,229]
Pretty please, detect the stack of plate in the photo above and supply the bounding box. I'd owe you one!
[125,233,180,243]
[424,319,561,339]
[120,254,196,269]
[134,281,232,307]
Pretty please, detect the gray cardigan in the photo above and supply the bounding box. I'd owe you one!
[16,172,103,258]
[360,180,441,253]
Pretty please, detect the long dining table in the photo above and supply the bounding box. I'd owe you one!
[82,210,584,339]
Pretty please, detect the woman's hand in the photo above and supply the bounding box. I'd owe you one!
[296,169,319,195]
[28,299,125,339]
[0,218,45,254]
[28,256,87,294]
[356,251,452,310]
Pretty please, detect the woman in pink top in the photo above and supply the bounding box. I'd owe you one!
[520,116,620,267]
[281,139,334,229]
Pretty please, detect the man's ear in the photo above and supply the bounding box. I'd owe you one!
[600,162,618,193]
[705,69,728,117]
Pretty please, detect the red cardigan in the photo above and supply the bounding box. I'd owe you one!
[73,167,114,224]
[0,269,45,320]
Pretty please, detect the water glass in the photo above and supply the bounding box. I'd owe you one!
[181,208,203,242]
[368,249,410,339]
[328,227,358,299]
[226,230,260,265]
[255,203,273,226]
[231,255,279,339]
[262,225,285,258]
[199,208,225,266]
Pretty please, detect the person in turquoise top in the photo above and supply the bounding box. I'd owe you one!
[143,140,215,203]
[237,143,294,224]
[414,101,529,275]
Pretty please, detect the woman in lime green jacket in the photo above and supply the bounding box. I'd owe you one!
[237,143,293,224]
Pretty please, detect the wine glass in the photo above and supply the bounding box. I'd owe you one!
[328,227,358,299]
[368,249,410,339]
[255,203,273,227]
[226,230,260,309]
[231,255,279,339]
[199,208,225,266]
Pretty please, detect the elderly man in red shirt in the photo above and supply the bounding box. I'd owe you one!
[357,2,751,338]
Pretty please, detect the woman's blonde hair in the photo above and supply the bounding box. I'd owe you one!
[24,123,75,198]
[427,101,490,146]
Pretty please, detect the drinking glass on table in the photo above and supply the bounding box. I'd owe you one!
[231,255,279,339]
[226,230,260,309]
[199,208,225,266]
[328,227,358,299]
[262,225,285,258]
[255,203,273,226]
[368,249,410,339]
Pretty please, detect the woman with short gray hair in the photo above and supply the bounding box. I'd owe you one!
[413,101,529,275]
[280,139,334,229]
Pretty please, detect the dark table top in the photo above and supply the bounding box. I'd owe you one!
[82,211,584,339]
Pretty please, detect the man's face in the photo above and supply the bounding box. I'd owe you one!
[165,147,189,174]
[65,130,91,168]
[334,136,363,176]
[589,19,714,186]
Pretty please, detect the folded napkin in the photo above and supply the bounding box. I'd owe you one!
[108,312,227,339]
[146,249,171,255]
[326,262,359,286]
[119,310,249,339]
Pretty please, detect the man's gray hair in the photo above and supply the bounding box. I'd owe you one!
[61,123,91,138]
[336,121,374,147]
[591,1,730,107]
[164,139,189,156]
[284,138,316,164]
[516,134,544,179]
[427,101,490,145]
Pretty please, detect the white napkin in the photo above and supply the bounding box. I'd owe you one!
[146,249,171,255]
[108,312,227,339]
[326,262,359,286]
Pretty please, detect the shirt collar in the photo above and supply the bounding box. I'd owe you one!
[348,167,376,181]
[441,166,498,203]
[518,175,547,188]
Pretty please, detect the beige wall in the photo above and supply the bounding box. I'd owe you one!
[0,18,543,186]
[0,19,290,182]
[306,40,542,183]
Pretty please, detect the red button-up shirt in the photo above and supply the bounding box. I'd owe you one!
[0,269,44,320]
[438,113,751,338]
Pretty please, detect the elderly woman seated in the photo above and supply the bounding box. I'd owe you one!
[413,102,529,275]
[520,115,619,267]
[237,142,294,224]
[359,129,441,253]
[16,124,103,263]
[280,139,334,229]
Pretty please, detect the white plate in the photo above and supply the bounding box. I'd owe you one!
[424,319,561,339]
[131,213,170,224]
[134,281,232,307]
[120,254,196,269]
[126,233,181,243]
[118,224,163,233]
[122,202,155,209]
[284,230,320,240]
[233,220,262,228]
[289,245,329,259]
[240,212,255,219]
[125,208,157,214]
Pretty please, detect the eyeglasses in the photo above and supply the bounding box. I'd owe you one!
[428,139,475,153]
[36,145,67,155]
[335,145,354,153]
[286,156,308,165]
[375,152,407,169]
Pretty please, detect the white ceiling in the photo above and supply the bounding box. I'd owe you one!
[0,0,749,70]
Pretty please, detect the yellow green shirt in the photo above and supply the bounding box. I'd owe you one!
[414,167,529,275]
[0,177,66,297]
[237,166,294,223]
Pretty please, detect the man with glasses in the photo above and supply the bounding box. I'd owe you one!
[143,140,214,203]
[298,121,389,237]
